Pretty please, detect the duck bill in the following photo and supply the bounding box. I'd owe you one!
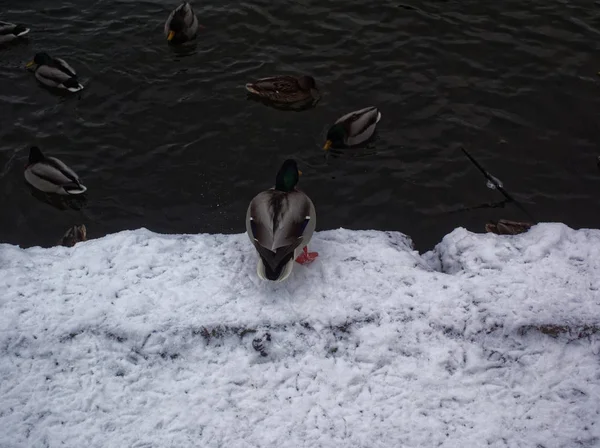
[26,60,35,69]
[323,140,332,151]
[167,30,175,41]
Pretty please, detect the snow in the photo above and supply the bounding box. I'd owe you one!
[1,223,599,448]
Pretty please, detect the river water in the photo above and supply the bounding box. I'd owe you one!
[1,0,599,250]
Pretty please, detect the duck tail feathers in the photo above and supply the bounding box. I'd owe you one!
[65,184,87,195]
[376,111,382,123]
[257,256,294,282]
[245,83,259,94]
[15,26,30,37]
[66,83,84,93]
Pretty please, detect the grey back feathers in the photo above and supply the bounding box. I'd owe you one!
[249,190,312,251]
[336,106,382,146]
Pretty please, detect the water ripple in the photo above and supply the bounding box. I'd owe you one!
[0,0,599,249]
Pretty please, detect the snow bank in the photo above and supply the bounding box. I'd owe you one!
[1,224,599,447]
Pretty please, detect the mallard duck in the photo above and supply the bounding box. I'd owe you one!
[246,159,318,282]
[245,75,320,105]
[485,219,533,235]
[24,146,87,195]
[164,2,199,44]
[323,106,381,150]
[26,52,84,92]
[0,21,30,44]
[58,224,87,247]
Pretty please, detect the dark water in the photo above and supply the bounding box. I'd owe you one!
[1,0,599,250]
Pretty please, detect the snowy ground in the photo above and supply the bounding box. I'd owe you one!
[1,223,599,448]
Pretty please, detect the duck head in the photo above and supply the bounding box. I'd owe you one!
[275,159,302,192]
[323,124,346,150]
[167,4,190,41]
[28,146,45,165]
[26,52,52,69]
[298,75,320,101]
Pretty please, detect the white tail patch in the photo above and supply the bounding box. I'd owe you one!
[67,83,84,93]
[66,185,87,195]
[245,83,259,94]
[16,28,30,37]
[376,111,382,123]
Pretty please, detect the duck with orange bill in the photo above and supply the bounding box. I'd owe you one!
[24,146,87,195]
[246,159,318,282]
[164,2,200,44]
[26,52,84,92]
[0,21,30,44]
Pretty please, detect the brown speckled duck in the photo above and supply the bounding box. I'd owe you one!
[245,75,320,106]
[485,219,533,235]
[58,224,87,247]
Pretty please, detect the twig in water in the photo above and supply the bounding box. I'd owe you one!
[460,147,536,222]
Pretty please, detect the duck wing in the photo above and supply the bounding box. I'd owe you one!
[31,156,82,187]
[335,106,380,136]
[245,76,309,103]
[53,58,77,77]
[179,2,198,37]
[249,76,299,93]
[36,65,73,84]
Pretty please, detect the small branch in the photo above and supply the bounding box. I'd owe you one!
[460,147,536,222]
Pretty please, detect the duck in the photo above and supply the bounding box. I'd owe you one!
[485,219,533,235]
[245,75,320,105]
[26,52,84,92]
[246,159,318,282]
[0,21,30,44]
[24,146,87,195]
[323,106,381,150]
[58,224,87,247]
[164,2,199,44]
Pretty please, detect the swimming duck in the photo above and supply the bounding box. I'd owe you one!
[26,52,84,92]
[323,106,381,150]
[58,224,87,247]
[164,2,199,44]
[0,21,30,44]
[245,75,320,105]
[485,219,532,235]
[24,146,87,195]
[246,159,318,282]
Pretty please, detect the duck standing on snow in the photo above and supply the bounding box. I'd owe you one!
[24,146,87,195]
[323,106,381,150]
[164,2,199,44]
[26,52,84,92]
[246,159,318,282]
[245,75,320,106]
[0,21,30,44]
